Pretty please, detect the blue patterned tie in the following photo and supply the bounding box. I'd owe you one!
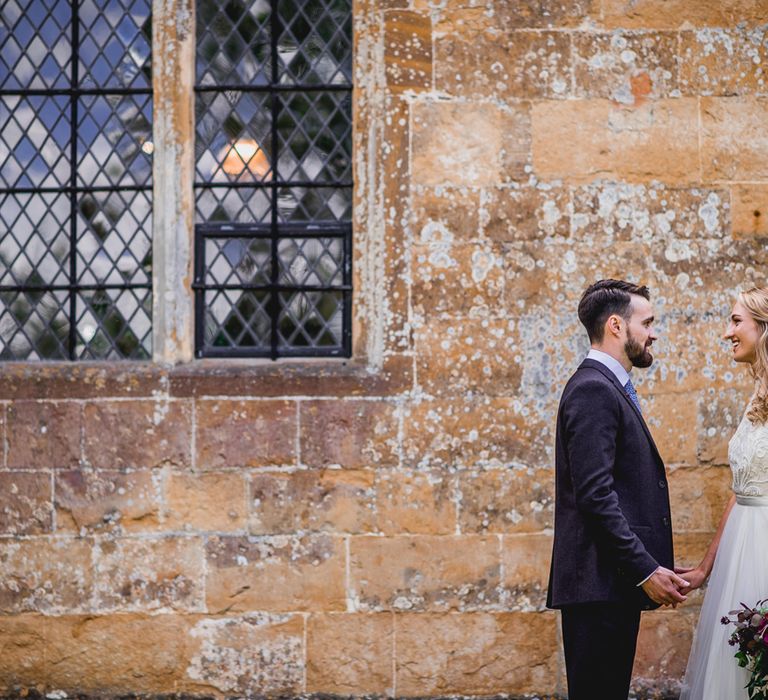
[624,378,642,413]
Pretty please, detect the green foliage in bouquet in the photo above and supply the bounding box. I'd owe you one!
[722,600,768,700]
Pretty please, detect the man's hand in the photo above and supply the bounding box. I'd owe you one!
[674,566,707,596]
[641,566,690,607]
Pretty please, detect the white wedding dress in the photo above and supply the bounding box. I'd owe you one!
[680,410,768,699]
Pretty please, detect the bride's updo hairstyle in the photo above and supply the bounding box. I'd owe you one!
[739,287,768,424]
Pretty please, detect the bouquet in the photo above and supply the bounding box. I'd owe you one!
[722,600,768,700]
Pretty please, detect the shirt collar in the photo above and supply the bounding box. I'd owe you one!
[586,348,631,387]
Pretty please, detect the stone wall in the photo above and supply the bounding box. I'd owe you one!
[2,0,768,697]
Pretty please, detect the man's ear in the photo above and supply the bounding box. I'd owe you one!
[606,314,623,337]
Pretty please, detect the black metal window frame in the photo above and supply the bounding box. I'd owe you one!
[0,1,153,361]
[193,0,353,361]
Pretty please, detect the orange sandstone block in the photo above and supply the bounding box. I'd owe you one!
[668,466,733,532]
[196,399,296,469]
[395,611,559,696]
[7,400,81,469]
[501,533,553,610]
[307,613,394,694]
[731,184,768,239]
[375,469,456,535]
[531,98,699,184]
[602,0,768,29]
[349,534,501,611]
[701,97,768,181]
[249,469,376,535]
[165,470,248,533]
[0,614,47,690]
[83,399,192,469]
[0,471,52,535]
[384,11,432,93]
[633,610,695,691]
[205,534,346,613]
[300,400,400,469]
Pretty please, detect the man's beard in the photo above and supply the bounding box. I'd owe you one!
[625,329,653,368]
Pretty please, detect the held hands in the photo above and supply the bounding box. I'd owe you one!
[674,565,708,596]
[641,566,691,607]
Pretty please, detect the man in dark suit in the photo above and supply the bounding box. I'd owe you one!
[547,279,689,700]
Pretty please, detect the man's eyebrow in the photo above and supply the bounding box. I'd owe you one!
[643,315,654,323]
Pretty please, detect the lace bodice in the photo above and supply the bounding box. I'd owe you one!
[728,412,768,497]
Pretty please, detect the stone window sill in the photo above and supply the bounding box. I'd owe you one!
[0,355,412,400]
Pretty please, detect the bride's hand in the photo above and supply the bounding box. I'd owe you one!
[676,566,707,594]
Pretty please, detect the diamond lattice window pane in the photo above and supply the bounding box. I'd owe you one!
[0,289,69,360]
[196,0,271,86]
[196,91,273,184]
[78,0,151,89]
[278,0,352,86]
[196,186,272,225]
[77,93,153,187]
[277,186,351,222]
[76,190,152,286]
[0,94,71,189]
[278,91,351,183]
[277,290,343,349]
[204,288,272,349]
[0,192,70,287]
[0,0,72,90]
[205,237,272,287]
[75,287,151,359]
[278,237,344,287]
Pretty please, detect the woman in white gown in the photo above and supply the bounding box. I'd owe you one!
[680,287,768,700]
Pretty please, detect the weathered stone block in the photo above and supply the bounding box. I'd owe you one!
[482,185,570,242]
[375,469,456,535]
[436,30,571,100]
[0,538,93,613]
[432,0,594,31]
[93,536,205,612]
[573,31,679,104]
[681,27,768,96]
[350,535,500,611]
[601,0,767,28]
[300,400,399,468]
[205,535,346,613]
[165,470,247,532]
[414,318,521,396]
[83,400,191,469]
[185,614,304,696]
[644,392,699,465]
[411,185,481,244]
[395,611,559,695]
[669,466,733,532]
[412,101,530,186]
[701,97,768,181]
[0,471,52,535]
[196,399,296,469]
[402,397,551,469]
[384,11,432,93]
[732,184,768,238]
[698,387,752,464]
[0,614,47,690]
[7,400,80,469]
[571,183,730,244]
[46,613,192,693]
[459,468,554,533]
[501,533,553,611]
[412,241,503,317]
[249,469,376,535]
[55,469,161,533]
[307,613,394,694]
[532,98,699,183]
[633,610,695,691]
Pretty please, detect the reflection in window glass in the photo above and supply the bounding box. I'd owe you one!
[0,0,152,360]
[194,0,353,359]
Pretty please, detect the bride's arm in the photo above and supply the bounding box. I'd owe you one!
[676,493,737,593]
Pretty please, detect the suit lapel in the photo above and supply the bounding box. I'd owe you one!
[579,359,664,464]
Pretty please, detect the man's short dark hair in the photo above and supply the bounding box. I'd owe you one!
[578,279,651,343]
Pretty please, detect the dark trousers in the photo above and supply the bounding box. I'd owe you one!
[560,602,642,700]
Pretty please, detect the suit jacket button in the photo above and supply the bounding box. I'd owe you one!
[662,516,669,526]
[658,479,667,489]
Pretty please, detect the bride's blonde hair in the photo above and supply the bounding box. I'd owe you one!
[739,287,768,424]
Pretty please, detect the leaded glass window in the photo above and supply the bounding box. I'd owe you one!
[194,0,353,359]
[0,0,153,360]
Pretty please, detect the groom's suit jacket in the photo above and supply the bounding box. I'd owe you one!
[546,358,674,611]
